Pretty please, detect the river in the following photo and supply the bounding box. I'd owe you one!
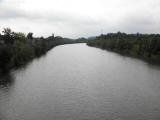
[0,43,160,120]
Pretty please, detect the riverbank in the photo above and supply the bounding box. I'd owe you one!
[0,28,86,74]
[87,32,160,64]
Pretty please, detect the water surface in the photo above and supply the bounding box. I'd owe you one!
[0,43,160,120]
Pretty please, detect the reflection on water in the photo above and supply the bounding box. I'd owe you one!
[0,73,14,88]
[0,43,160,120]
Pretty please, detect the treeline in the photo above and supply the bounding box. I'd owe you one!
[0,28,78,73]
[87,32,160,63]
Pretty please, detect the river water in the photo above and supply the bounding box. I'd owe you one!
[0,43,160,120]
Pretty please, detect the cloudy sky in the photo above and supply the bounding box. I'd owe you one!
[0,0,160,38]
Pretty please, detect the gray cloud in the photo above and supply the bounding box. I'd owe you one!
[0,0,160,38]
[0,6,98,25]
[0,8,24,19]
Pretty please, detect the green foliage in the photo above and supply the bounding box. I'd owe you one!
[2,28,15,44]
[87,32,160,63]
[27,32,33,40]
[0,45,12,72]
[12,41,35,66]
[0,28,79,73]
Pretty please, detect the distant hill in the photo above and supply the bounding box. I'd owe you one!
[87,36,96,40]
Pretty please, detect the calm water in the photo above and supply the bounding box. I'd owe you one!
[0,43,160,120]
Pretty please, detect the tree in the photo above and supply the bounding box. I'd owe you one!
[2,28,14,44]
[27,32,33,40]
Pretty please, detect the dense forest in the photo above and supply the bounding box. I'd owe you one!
[87,32,160,63]
[1,28,160,74]
[0,28,86,74]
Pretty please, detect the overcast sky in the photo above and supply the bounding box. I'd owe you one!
[0,0,160,38]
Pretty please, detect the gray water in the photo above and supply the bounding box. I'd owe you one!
[0,43,160,120]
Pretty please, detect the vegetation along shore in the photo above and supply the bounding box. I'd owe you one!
[87,32,160,64]
[0,28,86,74]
